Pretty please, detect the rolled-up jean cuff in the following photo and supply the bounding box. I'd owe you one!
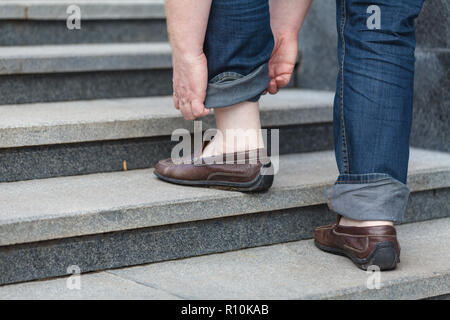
[327,173,410,223]
[204,63,270,108]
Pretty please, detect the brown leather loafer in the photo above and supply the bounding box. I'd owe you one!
[154,149,274,192]
[314,216,401,270]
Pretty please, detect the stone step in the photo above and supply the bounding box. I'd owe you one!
[0,43,172,75]
[0,148,449,285]
[0,0,166,20]
[0,43,173,104]
[0,89,334,182]
[1,217,448,299]
[0,0,167,45]
[0,42,300,105]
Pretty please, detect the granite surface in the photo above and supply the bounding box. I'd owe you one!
[0,89,334,148]
[0,124,334,183]
[0,43,172,75]
[1,217,449,299]
[410,49,450,152]
[297,0,338,91]
[416,0,449,49]
[0,148,449,247]
[108,217,450,300]
[296,0,449,154]
[0,0,166,20]
[0,69,173,105]
[0,204,334,285]
[0,272,179,300]
[0,19,168,46]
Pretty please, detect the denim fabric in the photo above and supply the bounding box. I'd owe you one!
[203,0,424,222]
[328,174,410,222]
[205,64,269,108]
[203,0,274,108]
[330,0,424,222]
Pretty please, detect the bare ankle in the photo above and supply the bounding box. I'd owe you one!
[201,100,264,157]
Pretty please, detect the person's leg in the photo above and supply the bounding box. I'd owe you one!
[331,0,424,224]
[201,101,265,157]
[315,0,424,270]
[155,0,274,192]
[201,0,273,157]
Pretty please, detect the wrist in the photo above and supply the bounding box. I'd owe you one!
[272,29,299,42]
[171,43,204,61]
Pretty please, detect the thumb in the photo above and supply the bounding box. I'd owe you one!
[191,99,208,118]
[275,74,292,89]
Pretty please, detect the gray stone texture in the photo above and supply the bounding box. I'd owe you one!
[410,0,449,154]
[411,49,450,152]
[0,204,334,285]
[0,89,334,148]
[1,218,448,299]
[1,190,449,287]
[0,148,448,247]
[416,0,449,49]
[0,0,166,20]
[0,136,175,183]
[297,0,338,91]
[0,89,334,182]
[107,217,450,300]
[0,19,168,46]
[0,272,179,300]
[0,69,173,105]
[296,1,449,153]
[0,124,333,183]
[0,43,172,75]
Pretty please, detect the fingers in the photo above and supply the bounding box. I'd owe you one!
[191,99,210,118]
[266,72,293,95]
[177,98,209,120]
[179,99,195,120]
[267,79,279,95]
[275,74,292,89]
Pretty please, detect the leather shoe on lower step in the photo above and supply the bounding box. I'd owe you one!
[314,216,401,271]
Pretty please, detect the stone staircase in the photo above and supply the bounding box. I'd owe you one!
[0,0,449,299]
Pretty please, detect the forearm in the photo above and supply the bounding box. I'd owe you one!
[269,0,313,38]
[165,0,212,57]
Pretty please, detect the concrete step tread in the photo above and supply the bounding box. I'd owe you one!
[0,42,172,75]
[0,89,334,148]
[0,0,165,20]
[1,217,449,299]
[1,148,449,247]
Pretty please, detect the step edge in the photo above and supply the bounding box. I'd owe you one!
[0,162,448,247]
[0,1,166,20]
[0,89,333,149]
[0,42,172,75]
[302,269,450,300]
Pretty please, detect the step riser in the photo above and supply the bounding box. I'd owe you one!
[0,20,168,45]
[0,70,173,105]
[1,188,448,285]
[0,124,333,183]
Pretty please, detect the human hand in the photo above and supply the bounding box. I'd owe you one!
[266,0,312,95]
[266,34,299,95]
[172,52,210,120]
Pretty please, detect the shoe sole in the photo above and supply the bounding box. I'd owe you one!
[314,240,400,271]
[153,164,274,193]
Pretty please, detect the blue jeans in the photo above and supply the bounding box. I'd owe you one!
[203,0,274,108]
[203,0,424,223]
